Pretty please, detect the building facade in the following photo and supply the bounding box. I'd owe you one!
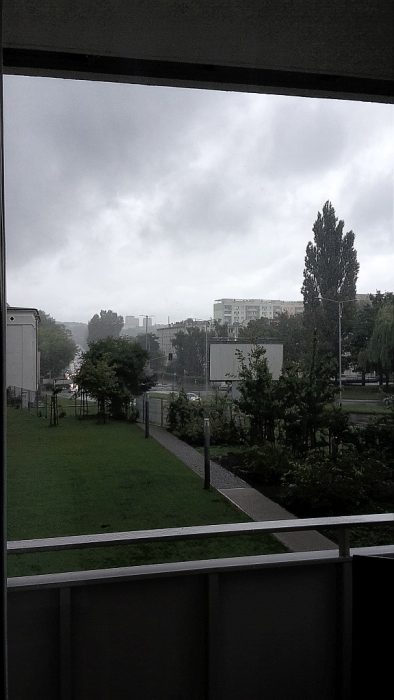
[213,298,304,325]
[156,319,210,363]
[6,307,40,392]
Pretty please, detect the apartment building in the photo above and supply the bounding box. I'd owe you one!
[214,298,304,325]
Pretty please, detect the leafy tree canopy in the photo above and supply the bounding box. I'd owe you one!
[367,300,394,379]
[236,345,275,444]
[38,310,77,379]
[172,327,213,379]
[302,201,359,356]
[75,337,154,418]
[87,309,124,343]
[239,312,306,364]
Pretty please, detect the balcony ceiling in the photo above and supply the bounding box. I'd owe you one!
[3,1,394,101]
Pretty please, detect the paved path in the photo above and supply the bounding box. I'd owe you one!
[144,424,336,553]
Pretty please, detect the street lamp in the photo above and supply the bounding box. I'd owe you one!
[317,296,357,405]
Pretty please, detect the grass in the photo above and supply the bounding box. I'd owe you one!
[341,402,390,415]
[7,408,285,576]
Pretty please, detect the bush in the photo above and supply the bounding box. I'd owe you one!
[167,392,245,446]
[281,449,393,516]
[235,444,291,486]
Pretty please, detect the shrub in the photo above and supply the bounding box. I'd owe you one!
[235,444,291,486]
[281,449,393,516]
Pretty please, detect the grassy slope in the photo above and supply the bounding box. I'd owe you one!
[7,409,284,576]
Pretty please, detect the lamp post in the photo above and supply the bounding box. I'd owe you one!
[317,296,357,405]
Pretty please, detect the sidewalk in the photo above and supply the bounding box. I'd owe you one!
[143,424,336,553]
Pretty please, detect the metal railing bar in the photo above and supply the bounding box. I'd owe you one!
[7,513,393,554]
[7,545,394,592]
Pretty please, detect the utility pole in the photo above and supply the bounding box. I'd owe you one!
[317,296,356,406]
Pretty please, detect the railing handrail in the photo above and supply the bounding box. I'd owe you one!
[7,513,393,556]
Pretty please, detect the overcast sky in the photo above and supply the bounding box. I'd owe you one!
[4,76,393,325]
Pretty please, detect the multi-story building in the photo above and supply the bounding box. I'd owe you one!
[214,298,304,325]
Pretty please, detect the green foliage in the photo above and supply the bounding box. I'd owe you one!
[239,312,306,365]
[302,201,359,358]
[236,345,276,444]
[275,346,336,454]
[38,310,77,378]
[234,444,291,486]
[75,337,153,419]
[367,300,394,379]
[167,391,245,446]
[172,327,209,379]
[167,390,204,444]
[87,309,124,343]
[282,449,393,516]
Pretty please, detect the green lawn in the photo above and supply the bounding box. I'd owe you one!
[7,409,285,576]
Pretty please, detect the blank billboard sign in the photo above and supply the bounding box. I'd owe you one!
[209,343,283,381]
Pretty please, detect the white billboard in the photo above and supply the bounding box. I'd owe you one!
[209,343,283,381]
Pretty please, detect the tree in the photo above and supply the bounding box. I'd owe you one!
[302,201,359,358]
[74,337,154,418]
[87,309,124,343]
[240,312,306,364]
[236,345,275,444]
[367,301,394,386]
[275,335,336,454]
[38,310,77,378]
[135,332,165,373]
[172,327,212,380]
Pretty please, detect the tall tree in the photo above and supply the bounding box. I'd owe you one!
[87,309,124,343]
[302,201,359,357]
[38,310,77,379]
[172,327,213,380]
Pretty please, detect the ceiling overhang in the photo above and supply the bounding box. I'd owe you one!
[2,1,394,102]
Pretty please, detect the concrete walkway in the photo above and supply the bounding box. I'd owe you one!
[144,424,336,553]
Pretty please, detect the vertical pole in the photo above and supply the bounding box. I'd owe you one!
[205,322,208,397]
[145,394,150,438]
[204,417,211,490]
[0,5,8,691]
[338,302,342,406]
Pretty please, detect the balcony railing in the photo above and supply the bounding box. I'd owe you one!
[7,514,394,700]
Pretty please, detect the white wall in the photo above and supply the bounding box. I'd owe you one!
[210,342,283,382]
[6,310,39,391]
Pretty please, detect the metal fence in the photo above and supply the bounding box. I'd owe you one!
[6,386,41,413]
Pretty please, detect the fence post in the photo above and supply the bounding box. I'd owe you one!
[204,417,211,490]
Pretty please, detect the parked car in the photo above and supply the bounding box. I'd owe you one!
[186,392,200,402]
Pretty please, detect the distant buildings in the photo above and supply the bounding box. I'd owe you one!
[213,298,304,325]
[6,307,40,392]
[156,319,210,363]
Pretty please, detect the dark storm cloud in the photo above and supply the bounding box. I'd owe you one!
[4,75,393,321]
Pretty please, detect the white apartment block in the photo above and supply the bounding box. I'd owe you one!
[214,298,304,325]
